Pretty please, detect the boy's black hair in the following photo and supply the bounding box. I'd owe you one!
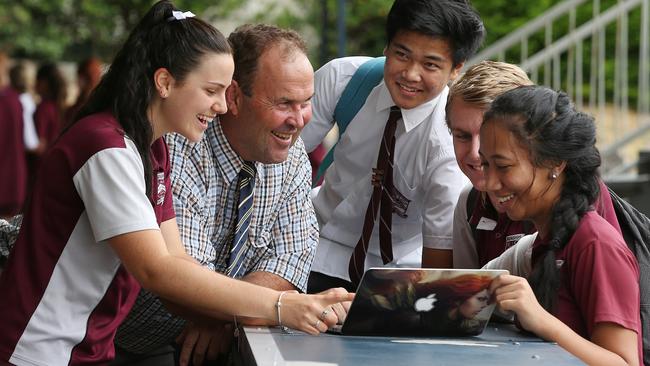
[386,0,485,66]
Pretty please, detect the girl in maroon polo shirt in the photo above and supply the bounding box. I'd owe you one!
[28,63,67,191]
[34,62,67,150]
[0,76,26,217]
[481,85,642,365]
[64,57,102,127]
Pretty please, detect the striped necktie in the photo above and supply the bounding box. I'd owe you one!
[227,161,256,277]
[348,106,401,286]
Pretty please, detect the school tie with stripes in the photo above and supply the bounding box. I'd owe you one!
[227,161,256,278]
[348,106,401,286]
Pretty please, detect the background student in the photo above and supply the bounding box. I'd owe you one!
[0,58,28,218]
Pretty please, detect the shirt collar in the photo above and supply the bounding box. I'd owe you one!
[375,81,445,133]
[207,118,249,183]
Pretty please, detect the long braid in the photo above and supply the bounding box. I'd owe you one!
[529,167,595,310]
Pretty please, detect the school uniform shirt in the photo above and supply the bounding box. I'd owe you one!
[34,98,61,148]
[532,210,643,365]
[453,180,622,269]
[301,57,467,281]
[19,92,39,150]
[115,121,318,353]
[0,111,175,366]
[29,99,62,190]
[0,87,27,216]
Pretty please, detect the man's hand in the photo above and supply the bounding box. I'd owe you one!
[176,322,234,366]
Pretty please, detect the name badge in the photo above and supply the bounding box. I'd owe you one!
[476,217,497,231]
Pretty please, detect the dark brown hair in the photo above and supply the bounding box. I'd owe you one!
[228,24,306,96]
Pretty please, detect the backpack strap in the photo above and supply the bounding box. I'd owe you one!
[607,187,650,363]
[466,187,482,244]
[466,187,480,226]
[314,56,386,186]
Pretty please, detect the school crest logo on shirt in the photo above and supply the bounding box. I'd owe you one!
[156,171,166,206]
[505,233,525,250]
[389,186,410,218]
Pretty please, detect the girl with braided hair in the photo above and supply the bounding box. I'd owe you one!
[481,85,641,365]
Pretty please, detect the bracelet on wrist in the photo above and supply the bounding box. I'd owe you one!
[276,291,291,333]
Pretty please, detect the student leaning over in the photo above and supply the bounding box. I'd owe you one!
[301,0,485,293]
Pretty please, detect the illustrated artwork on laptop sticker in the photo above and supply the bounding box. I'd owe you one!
[339,268,507,336]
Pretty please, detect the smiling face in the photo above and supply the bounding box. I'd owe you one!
[479,120,564,232]
[448,98,486,190]
[458,289,490,319]
[224,46,313,163]
[155,52,234,142]
[383,30,462,110]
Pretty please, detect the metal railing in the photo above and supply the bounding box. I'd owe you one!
[468,0,650,177]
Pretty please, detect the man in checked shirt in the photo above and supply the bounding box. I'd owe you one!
[110,24,347,365]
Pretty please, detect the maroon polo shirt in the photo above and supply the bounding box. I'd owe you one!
[532,211,642,365]
[0,86,27,216]
[0,111,175,365]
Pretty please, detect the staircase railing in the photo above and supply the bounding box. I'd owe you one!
[468,0,650,177]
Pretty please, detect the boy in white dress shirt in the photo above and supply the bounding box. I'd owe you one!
[301,0,485,292]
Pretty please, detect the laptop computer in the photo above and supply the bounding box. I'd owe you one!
[330,268,508,336]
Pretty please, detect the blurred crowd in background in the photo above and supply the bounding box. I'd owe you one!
[0,53,103,218]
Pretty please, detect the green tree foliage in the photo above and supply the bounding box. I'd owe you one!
[310,0,644,106]
[0,0,242,62]
[2,0,641,106]
[476,0,562,46]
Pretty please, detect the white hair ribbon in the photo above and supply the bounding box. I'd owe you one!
[168,10,195,21]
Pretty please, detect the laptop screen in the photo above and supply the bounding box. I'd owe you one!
[339,268,508,336]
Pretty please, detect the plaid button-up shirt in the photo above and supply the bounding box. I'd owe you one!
[115,120,318,353]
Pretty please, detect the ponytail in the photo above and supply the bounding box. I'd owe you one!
[69,0,230,196]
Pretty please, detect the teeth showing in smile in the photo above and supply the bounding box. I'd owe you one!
[498,194,514,203]
[271,131,291,140]
[197,114,215,124]
[399,83,418,93]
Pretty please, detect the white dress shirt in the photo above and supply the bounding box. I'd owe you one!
[18,93,39,150]
[452,183,479,269]
[482,232,536,278]
[302,56,468,281]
